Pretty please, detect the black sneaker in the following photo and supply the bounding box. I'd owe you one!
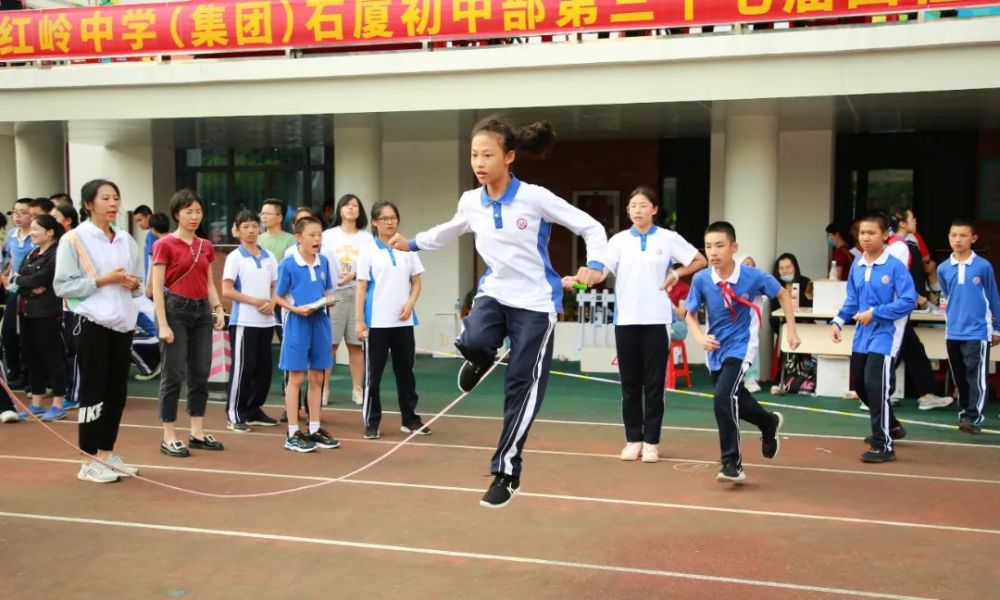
[284,431,317,453]
[363,426,380,440]
[458,360,491,393]
[480,473,520,509]
[248,411,278,427]
[761,411,783,460]
[862,448,896,463]
[160,440,190,457]
[189,434,225,451]
[227,422,251,433]
[308,428,340,449]
[864,425,907,446]
[958,419,982,434]
[401,422,432,436]
[716,460,746,483]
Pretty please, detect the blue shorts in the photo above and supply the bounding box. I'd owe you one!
[279,311,333,372]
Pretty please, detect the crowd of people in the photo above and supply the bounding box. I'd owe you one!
[0,117,995,508]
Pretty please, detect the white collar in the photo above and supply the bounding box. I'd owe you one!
[292,248,321,268]
[710,263,741,285]
[858,248,890,267]
[950,251,976,266]
[79,220,125,243]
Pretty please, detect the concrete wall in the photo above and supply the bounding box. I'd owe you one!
[776,129,835,280]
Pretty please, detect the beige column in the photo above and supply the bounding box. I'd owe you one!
[14,121,66,199]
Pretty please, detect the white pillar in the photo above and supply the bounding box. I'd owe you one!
[708,131,726,224]
[334,114,382,206]
[0,124,16,211]
[776,128,835,280]
[14,121,66,199]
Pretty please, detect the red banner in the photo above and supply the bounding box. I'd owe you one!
[1,0,996,61]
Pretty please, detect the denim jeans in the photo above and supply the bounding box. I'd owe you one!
[158,293,213,423]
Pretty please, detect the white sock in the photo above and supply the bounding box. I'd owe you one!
[287,424,299,437]
[309,421,320,434]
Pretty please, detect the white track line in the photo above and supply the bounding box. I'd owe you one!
[124,395,1000,450]
[5,456,998,537]
[32,420,1000,485]
[0,510,938,600]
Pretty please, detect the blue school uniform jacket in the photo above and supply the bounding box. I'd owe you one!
[937,252,1000,342]
[833,249,916,357]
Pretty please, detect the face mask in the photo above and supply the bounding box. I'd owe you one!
[779,274,795,283]
[826,237,835,248]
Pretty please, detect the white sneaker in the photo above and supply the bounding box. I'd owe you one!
[918,394,954,411]
[744,379,761,393]
[844,390,859,400]
[641,442,660,463]
[352,387,363,405]
[77,460,119,483]
[104,454,139,476]
[858,401,869,412]
[620,442,642,461]
[0,410,19,423]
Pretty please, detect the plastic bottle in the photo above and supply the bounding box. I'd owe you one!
[828,260,839,281]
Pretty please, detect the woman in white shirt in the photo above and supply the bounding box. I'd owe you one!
[570,186,706,464]
[322,194,373,405]
[355,201,426,440]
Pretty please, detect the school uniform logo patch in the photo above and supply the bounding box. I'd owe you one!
[881,275,891,285]
[973,276,982,286]
[655,248,663,255]
[516,217,528,230]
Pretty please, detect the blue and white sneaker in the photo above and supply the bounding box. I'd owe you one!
[18,405,46,419]
[284,431,317,453]
[40,406,67,422]
[62,399,80,411]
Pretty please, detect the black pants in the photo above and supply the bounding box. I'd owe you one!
[158,295,213,423]
[63,312,80,403]
[711,358,773,466]
[456,296,556,478]
[78,319,132,456]
[947,340,989,425]
[20,316,67,397]
[363,326,419,430]
[2,294,22,379]
[893,322,935,398]
[615,324,669,444]
[851,352,899,452]
[226,325,274,424]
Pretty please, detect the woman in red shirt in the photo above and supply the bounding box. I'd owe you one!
[151,189,226,457]
[825,222,855,281]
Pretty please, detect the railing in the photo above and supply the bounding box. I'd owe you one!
[1,0,998,66]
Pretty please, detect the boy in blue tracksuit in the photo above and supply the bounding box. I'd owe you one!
[937,218,1000,434]
[685,221,800,484]
[832,212,917,463]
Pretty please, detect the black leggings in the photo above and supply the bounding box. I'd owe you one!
[20,316,67,397]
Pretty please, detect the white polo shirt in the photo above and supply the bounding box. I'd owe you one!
[357,238,425,328]
[222,245,278,328]
[605,225,699,326]
[321,227,373,291]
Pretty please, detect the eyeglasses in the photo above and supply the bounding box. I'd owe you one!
[375,216,399,223]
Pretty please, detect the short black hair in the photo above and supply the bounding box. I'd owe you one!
[293,216,322,235]
[292,207,319,225]
[950,217,976,234]
[49,193,72,206]
[149,213,170,235]
[234,210,260,228]
[14,197,32,207]
[133,205,153,217]
[262,198,285,219]
[332,194,368,230]
[861,211,890,233]
[30,197,54,213]
[705,221,737,242]
[168,189,203,222]
[53,203,79,230]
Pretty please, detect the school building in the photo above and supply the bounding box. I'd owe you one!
[2,2,1000,374]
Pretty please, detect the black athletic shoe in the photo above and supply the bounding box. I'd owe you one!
[761,411,783,460]
[363,426,380,440]
[401,422,432,436]
[189,434,225,451]
[309,428,340,449]
[864,425,907,446]
[716,460,746,483]
[248,411,278,427]
[480,473,520,508]
[227,422,251,433]
[958,419,982,434]
[861,448,896,463]
[458,360,491,393]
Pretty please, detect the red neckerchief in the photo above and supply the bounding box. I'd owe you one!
[718,280,762,328]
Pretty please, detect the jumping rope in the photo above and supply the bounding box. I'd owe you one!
[415,348,1000,436]
[4,350,511,499]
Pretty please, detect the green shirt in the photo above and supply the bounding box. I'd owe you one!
[259,230,296,261]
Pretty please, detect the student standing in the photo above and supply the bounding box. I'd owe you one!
[937,218,1000,434]
[355,201,427,440]
[54,179,144,483]
[151,189,226,457]
[2,198,35,388]
[222,211,279,432]
[685,221,799,482]
[388,116,608,508]
[831,212,917,463]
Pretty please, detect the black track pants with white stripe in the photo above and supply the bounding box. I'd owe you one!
[711,358,773,466]
[226,325,275,424]
[362,326,419,430]
[456,296,556,478]
[947,340,989,425]
[851,352,899,452]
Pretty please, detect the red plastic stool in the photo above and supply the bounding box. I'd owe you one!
[665,340,692,389]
